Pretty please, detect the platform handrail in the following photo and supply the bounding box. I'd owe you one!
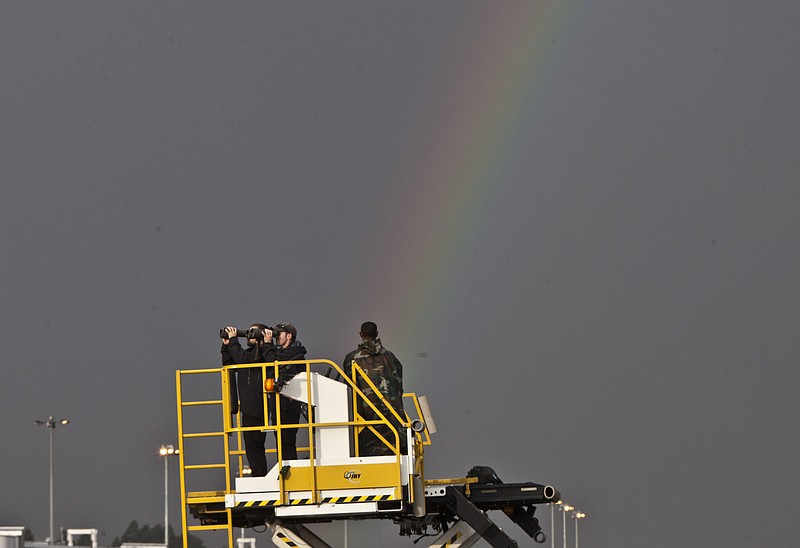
[176,358,430,547]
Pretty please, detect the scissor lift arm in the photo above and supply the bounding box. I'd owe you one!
[399,478,558,547]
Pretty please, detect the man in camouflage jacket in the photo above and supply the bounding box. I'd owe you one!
[343,322,405,456]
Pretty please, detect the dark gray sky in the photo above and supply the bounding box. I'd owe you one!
[2,2,798,547]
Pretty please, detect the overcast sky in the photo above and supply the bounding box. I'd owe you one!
[1,2,798,547]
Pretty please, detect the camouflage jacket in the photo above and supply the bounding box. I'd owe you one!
[344,338,404,416]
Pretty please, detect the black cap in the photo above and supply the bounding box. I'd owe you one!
[274,323,297,339]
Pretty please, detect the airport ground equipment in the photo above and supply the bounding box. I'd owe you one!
[175,358,560,547]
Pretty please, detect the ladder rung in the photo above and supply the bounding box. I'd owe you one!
[184,463,226,470]
[188,490,226,498]
[187,524,229,531]
[183,432,224,439]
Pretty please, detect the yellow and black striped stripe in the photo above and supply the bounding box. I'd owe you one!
[236,499,279,508]
[235,494,393,508]
[443,530,463,546]
[275,532,298,547]
[320,494,392,504]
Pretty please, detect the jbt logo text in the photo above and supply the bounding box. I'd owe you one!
[344,470,362,483]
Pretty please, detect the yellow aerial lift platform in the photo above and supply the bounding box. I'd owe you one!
[175,359,559,547]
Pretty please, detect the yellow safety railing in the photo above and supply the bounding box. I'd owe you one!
[175,367,235,547]
[176,358,432,548]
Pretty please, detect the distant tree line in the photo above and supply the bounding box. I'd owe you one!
[111,520,205,548]
[19,521,205,547]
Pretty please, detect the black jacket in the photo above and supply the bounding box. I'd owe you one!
[223,339,308,417]
[273,340,308,381]
[222,338,275,418]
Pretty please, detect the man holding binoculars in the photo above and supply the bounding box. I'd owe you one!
[221,323,306,476]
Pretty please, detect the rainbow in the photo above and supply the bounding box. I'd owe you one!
[358,3,577,353]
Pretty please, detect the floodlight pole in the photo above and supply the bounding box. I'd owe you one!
[573,511,586,548]
[34,416,69,545]
[550,501,562,548]
[164,452,168,545]
[159,445,178,546]
[562,504,573,548]
[49,421,54,544]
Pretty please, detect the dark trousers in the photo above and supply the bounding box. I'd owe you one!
[268,395,302,461]
[241,412,267,477]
